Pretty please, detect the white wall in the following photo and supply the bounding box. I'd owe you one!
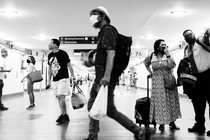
[3,50,23,95]
[2,48,47,95]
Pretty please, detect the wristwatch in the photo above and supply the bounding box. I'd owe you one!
[166,55,171,58]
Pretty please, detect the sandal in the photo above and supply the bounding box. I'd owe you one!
[169,122,180,130]
[159,124,165,131]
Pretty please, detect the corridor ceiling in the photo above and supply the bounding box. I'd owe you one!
[0,0,209,53]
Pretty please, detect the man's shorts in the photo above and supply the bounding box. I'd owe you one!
[51,78,70,97]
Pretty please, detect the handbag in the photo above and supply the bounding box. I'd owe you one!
[164,72,177,90]
[71,85,87,109]
[28,70,43,83]
[89,85,108,120]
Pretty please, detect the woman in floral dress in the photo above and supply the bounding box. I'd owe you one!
[143,39,181,131]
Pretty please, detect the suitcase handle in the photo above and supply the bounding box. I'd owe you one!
[147,75,151,98]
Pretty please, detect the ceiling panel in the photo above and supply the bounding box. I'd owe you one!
[0,0,209,53]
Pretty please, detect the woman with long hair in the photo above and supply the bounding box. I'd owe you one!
[143,39,181,131]
[21,55,36,110]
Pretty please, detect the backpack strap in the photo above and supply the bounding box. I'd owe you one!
[103,24,119,40]
[196,37,210,53]
[149,52,154,61]
[104,24,119,34]
[98,24,119,46]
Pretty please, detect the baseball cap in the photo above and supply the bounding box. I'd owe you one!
[90,6,110,23]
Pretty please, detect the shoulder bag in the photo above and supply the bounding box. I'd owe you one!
[28,70,43,83]
[164,71,177,90]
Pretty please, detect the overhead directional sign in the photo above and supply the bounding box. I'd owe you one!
[131,49,148,58]
[59,36,97,44]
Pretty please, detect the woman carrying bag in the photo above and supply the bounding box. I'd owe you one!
[21,56,37,110]
[143,39,181,131]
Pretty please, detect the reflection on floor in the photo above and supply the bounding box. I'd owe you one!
[0,84,209,140]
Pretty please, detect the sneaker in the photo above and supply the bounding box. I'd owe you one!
[83,134,98,140]
[83,138,97,140]
[0,104,9,110]
[56,115,64,123]
[134,128,146,140]
[63,114,70,122]
[56,114,70,124]
[159,124,165,131]
[207,130,210,136]
[188,124,205,133]
[169,122,180,130]
[26,104,35,110]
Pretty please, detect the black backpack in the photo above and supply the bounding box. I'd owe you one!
[108,25,132,77]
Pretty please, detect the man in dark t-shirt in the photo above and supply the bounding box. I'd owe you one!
[46,38,75,124]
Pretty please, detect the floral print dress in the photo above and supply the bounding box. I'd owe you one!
[144,53,181,124]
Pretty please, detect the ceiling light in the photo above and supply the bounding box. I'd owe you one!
[170,10,187,17]
[0,10,18,17]
[142,34,157,40]
[35,34,52,40]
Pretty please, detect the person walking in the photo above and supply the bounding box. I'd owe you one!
[46,38,75,124]
[0,48,12,110]
[143,39,181,131]
[21,55,37,110]
[83,6,146,140]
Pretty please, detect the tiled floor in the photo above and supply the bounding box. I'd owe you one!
[0,84,209,140]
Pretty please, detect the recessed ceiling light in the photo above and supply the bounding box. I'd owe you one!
[35,34,52,40]
[142,34,157,40]
[170,10,187,17]
[0,10,18,17]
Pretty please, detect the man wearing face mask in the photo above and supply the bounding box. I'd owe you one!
[183,29,210,136]
[0,48,12,110]
[84,6,146,140]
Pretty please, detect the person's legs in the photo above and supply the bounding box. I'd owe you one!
[85,82,100,139]
[207,87,210,136]
[202,70,210,136]
[188,73,207,133]
[191,94,206,127]
[57,95,67,115]
[106,84,142,135]
[0,79,8,110]
[56,79,70,123]
[84,81,145,140]
[0,79,4,105]
[27,79,34,104]
[207,97,210,136]
[26,79,35,110]
[86,117,99,140]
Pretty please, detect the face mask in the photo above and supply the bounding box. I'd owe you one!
[187,37,196,44]
[26,59,31,63]
[90,15,99,25]
[159,47,165,54]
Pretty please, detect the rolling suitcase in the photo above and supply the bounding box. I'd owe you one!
[134,75,156,128]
